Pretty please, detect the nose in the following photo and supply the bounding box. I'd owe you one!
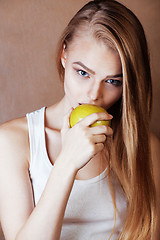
[88,81,102,101]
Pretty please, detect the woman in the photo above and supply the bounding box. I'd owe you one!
[0,0,159,239]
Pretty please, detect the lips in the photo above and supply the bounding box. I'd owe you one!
[78,102,94,105]
[78,102,107,110]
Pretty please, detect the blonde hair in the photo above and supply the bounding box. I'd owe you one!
[56,0,156,239]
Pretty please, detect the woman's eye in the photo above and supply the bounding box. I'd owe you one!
[77,70,89,78]
[106,79,122,86]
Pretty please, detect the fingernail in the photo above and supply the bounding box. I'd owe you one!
[108,114,113,119]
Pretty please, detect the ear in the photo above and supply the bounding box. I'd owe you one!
[61,44,67,68]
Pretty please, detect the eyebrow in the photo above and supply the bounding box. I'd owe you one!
[73,61,95,75]
[73,61,123,78]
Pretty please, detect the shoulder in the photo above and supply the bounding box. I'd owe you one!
[150,132,160,162]
[150,131,160,145]
[149,132,160,181]
[150,132,160,238]
[0,116,30,168]
[0,118,34,239]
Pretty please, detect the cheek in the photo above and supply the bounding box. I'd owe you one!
[64,78,79,96]
[103,87,122,107]
[64,72,83,101]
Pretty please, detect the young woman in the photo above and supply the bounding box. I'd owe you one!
[0,0,159,239]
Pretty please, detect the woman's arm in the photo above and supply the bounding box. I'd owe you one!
[150,132,160,239]
[16,154,77,240]
[0,119,77,240]
[0,111,112,240]
[0,118,35,240]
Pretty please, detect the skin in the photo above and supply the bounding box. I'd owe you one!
[0,34,159,240]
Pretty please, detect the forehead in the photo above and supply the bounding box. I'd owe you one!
[66,34,122,75]
[67,27,118,57]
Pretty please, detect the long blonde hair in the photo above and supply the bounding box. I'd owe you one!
[56,0,156,239]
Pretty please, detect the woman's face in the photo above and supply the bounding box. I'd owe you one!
[61,35,123,110]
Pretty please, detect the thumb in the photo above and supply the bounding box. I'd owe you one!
[61,107,73,134]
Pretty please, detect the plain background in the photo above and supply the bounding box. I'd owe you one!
[0,0,159,239]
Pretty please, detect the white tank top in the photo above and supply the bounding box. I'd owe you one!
[26,107,127,240]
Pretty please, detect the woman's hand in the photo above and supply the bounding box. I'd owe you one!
[59,108,113,172]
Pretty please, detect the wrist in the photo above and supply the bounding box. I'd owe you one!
[54,153,78,179]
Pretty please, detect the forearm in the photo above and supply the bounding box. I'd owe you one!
[16,154,77,240]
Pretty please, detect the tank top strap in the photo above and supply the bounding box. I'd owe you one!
[26,107,46,170]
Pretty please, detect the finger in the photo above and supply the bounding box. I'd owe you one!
[80,112,113,127]
[94,143,105,153]
[89,125,113,136]
[92,134,106,143]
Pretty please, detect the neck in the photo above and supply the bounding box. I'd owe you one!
[45,96,73,130]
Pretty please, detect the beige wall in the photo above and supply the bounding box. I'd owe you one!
[0,0,159,239]
[0,0,160,137]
